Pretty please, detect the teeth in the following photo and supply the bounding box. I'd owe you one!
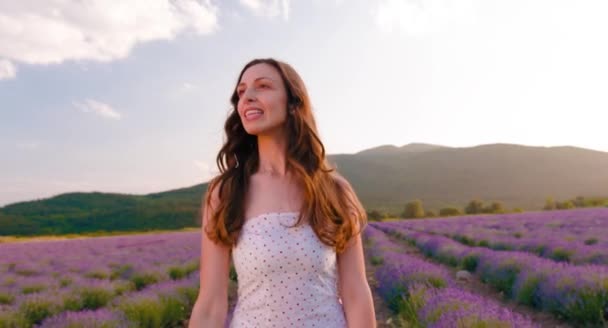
[246,109,263,117]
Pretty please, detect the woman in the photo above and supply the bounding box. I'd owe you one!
[188,58,376,327]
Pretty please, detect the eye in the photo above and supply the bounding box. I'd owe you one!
[237,89,244,96]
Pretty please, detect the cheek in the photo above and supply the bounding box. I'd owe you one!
[270,96,288,117]
[236,99,246,114]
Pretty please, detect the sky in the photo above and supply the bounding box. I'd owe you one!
[1,0,607,206]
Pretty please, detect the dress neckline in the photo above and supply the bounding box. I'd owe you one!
[243,211,300,226]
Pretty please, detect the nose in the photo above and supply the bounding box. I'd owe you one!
[242,87,257,102]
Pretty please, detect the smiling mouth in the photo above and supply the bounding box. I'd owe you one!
[244,108,264,120]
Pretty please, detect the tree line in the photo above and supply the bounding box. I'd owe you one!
[367,195,608,221]
[542,196,608,210]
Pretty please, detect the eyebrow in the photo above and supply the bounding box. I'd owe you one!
[237,77,276,88]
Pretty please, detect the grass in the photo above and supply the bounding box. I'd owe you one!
[0,227,200,244]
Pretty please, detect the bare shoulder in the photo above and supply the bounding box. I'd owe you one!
[201,176,225,230]
[204,176,223,207]
[331,172,355,195]
[331,171,348,186]
[330,172,366,230]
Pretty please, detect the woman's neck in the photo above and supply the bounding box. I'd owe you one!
[257,133,289,177]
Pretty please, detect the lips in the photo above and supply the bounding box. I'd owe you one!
[244,107,264,120]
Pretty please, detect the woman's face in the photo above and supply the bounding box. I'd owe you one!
[236,63,289,136]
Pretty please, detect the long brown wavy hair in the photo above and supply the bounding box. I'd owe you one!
[203,58,367,254]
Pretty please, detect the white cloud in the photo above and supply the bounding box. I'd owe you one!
[240,0,290,20]
[0,59,16,80]
[0,0,219,69]
[374,0,475,37]
[74,99,122,120]
[193,160,218,181]
[182,82,197,91]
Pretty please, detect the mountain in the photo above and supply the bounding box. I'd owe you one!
[2,143,607,235]
[327,143,608,213]
[355,142,446,156]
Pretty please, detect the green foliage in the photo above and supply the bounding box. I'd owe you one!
[367,210,386,221]
[462,255,479,272]
[550,248,572,262]
[0,312,28,328]
[384,284,409,314]
[118,297,163,328]
[465,199,505,214]
[130,273,160,291]
[18,298,60,325]
[584,238,598,245]
[556,201,575,209]
[21,284,46,294]
[229,265,238,282]
[59,277,72,287]
[0,292,15,305]
[159,294,188,327]
[84,270,109,280]
[485,201,505,214]
[62,294,82,312]
[465,200,484,215]
[454,235,476,246]
[397,286,426,328]
[426,276,448,289]
[0,185,207,236]
[480,261,520,298]
[560,288,608,325]
[436,253,459,267]
[516,275,542,308]
[110,264,133,280]
[543,197,556,210]
[370,256,384,266]
[176,286,199,308]
[167,262,198,280]
[168,266,187,280]
[63,286,115,311]
[116,292,191,328]
[543,196,608,211]
[402,200,425,219]
[14,268,38,276]
[80,287,114,310]
[439,208,461,216]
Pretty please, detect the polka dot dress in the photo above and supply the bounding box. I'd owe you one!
[229,212,347,328]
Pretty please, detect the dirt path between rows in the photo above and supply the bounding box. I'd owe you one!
[381,231,573,328]
[363,243,409,327]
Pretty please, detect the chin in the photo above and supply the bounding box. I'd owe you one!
[244,126,264,136]
[243,121,284,136]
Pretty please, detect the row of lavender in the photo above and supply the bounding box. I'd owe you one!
[372,221,608,326]
[363,225,538,327]
[0,231,202,327]
[393,207,608,265]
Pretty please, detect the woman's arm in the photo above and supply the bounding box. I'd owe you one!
[335,176,376,328]
[338,233,376,328]
[188,182,231,328]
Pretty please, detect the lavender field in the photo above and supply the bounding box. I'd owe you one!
[387,207,608,265]
[0,208,606,327]
[0,231,201,327]
[369,207,608,327]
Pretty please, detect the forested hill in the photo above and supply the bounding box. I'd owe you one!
[2,143,607,236]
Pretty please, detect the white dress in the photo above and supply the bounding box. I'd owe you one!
[229,211,347,328]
